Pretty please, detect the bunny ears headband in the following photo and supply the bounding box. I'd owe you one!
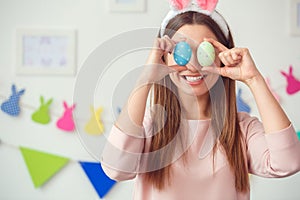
[160,0,229,39]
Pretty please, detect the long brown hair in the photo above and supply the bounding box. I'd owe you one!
[144,12,249,193]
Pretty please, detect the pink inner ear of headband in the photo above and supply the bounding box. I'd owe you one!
[169,0,189,10]
[169,0,218,12]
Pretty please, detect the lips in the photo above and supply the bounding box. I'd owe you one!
[184,75,206,82]
[181,74,207,84]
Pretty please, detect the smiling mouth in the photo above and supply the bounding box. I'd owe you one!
[183,75,207,82]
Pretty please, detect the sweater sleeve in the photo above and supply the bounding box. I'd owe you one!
[101,110,152,182]
[239,112,300,177]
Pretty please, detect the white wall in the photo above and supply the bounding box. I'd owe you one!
[0,0,299,199]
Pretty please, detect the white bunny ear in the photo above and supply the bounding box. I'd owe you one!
[169,0,190,10]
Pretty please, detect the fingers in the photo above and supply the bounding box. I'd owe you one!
[157,35,176,54]
[204,38,228,52]
[204,38,239,66]
[219,48,242,66]
[204,38,243,66]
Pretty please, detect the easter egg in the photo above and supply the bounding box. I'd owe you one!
[173,41,192,66]
[197,41,215,67]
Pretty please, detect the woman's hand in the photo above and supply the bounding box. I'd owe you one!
[141,35,187,83]
[202,38,262,86]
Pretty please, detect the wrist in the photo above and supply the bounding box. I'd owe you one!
[244,73,264,89]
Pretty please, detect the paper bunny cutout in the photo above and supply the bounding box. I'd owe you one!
[117,107,122,115]
[265,78,280,102]
[32,96,53,124]
[236,88,251,113]
[1,84,25,116]
[84,106,104,135]
[56,101,76,132]
[281,65,300,95]
[169,0,218,12]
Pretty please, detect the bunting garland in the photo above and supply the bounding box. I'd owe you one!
[80,162,116,198]
[0,141,116,198]
[20,146,70,188]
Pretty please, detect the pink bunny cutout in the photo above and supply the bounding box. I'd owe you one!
[56,101,76,132]
[169,0,218,12]
[281,65,300,95]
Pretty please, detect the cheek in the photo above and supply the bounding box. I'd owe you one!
[169,73,179,84]
[204,74,220,90]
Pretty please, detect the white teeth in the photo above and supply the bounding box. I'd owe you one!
[185,75,206,82]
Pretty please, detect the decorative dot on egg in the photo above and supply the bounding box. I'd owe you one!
[197,41,215,67]
[173,41,192,66]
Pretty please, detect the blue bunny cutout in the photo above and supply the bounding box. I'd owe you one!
[236,88,251,113]
[1,84,25,116]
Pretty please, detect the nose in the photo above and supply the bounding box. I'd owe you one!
[186,51,201,73]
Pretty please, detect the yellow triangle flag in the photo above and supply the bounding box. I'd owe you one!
[20,146,69,188]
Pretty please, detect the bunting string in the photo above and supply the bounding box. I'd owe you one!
[0,138,116,199]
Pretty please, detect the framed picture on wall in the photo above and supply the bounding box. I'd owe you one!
[108,0,146,12]
[16,28,77,75]
[290,0,300,35]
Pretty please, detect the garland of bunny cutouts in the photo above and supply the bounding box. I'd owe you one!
[0,84,105,135]
[1,65,300,132]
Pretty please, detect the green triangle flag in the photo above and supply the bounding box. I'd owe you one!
[20,146,69,188]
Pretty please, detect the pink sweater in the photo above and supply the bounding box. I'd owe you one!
[102,112,300,200]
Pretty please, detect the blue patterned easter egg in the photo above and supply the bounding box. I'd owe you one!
[197,41,215,67]
[173,41,192,66]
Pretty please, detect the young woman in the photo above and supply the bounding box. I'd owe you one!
[101,1,300,199]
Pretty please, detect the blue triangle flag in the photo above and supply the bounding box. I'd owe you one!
[79,162,116,198]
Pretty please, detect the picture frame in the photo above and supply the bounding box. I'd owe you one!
[16,28,77,75]
[290,0,300,35]
[108,0,146,12]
